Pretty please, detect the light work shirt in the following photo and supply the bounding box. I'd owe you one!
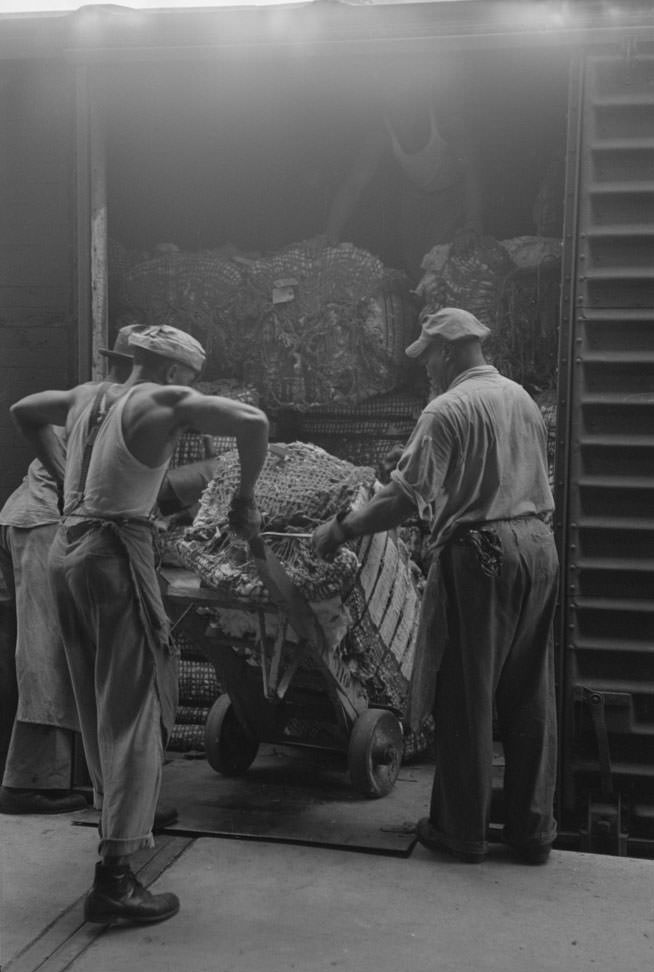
[0,459,61,529]
[390,365,554,555]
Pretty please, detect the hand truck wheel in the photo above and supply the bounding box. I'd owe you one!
[204,693,259,777]
[347,708,403,798]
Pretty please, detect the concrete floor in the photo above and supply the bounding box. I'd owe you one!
[2,803,654,972]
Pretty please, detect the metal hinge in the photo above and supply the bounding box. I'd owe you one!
[576,687,632,855]
[579,792,629,857]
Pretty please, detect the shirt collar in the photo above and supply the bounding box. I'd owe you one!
[447,365,498,392]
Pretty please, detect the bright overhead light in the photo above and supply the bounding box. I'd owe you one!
[2,1,309,12]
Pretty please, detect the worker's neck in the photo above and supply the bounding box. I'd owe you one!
[125,367,164,387]
[450,344,486,380]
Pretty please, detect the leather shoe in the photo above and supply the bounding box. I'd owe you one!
[84,862,180,925]
[0,786,88,815]
[415,817,486,864]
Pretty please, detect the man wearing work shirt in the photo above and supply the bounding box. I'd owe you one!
[313,307,559,866]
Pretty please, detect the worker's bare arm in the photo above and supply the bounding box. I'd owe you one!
[10,387,92,483]
[11,388,83,432]
[173,391,270,499]
[128,387,270,500]
[172,391,268,441]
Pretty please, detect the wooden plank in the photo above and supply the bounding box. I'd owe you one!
[0,339,69,361]
[0,195,69,244]
[5,836,193,972]
[366,538,399,630]
[75,753,424,858]
[0,245,71,287]
[358,531,387,602]
[378,566,408,651]
[89,84,109,382]
[76,64,93,382]
[387,585,419,679]
[0,287,71,314]
[0,363,69,393]
[0,148,68,184]
[399,593,421,681]
[0,325,70,347]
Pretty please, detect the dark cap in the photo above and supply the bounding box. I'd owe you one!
[405,308,491,359]
[98,324,147,363]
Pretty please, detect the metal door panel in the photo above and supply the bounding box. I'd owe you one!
[560,47,654,853]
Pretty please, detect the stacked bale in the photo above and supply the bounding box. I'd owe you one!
[291,390,425,473]
[110,239,418,410]
[417,234,561,392]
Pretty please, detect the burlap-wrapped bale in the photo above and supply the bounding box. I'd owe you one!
[110,238,418,408]
[237,249,417,407]
[168,633,223,755]
[169,380,261,470]
[191,442,376,536]
[114,246,245,374]
[173,441,429,759]
[417,234,515,331]
[175,442,375,604]
[291,390,425,478]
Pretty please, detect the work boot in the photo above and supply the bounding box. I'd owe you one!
[84,861,180,925]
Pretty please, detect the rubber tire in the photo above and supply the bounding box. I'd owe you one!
[347,708,403,798]
[204,694,259,777]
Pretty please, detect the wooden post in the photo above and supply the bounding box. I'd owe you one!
[75,65,108,382]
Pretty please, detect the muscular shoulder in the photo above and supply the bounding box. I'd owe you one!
[122,384,198,436]
[131,383,196,409]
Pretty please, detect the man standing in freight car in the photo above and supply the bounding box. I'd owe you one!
[10,325,269,924]
[312,307,559,865]
[315,63,482,281]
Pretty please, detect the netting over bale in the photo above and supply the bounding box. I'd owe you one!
[110,239,418,408]
[175,442,376,604]
[172,442,426,741]
[191,441,376,535]
[417,234,514,330]
[169,380,260,469]
[416,234,561,390]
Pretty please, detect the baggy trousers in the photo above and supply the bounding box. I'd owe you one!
[49,526,165,857]
[1,524,79,788]
[429,516,559,858]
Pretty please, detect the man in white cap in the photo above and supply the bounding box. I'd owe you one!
[10,324,269,925]
[313,307,559,866]
[0,328,137,815]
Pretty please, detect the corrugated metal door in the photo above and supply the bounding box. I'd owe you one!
[559,45,654,855]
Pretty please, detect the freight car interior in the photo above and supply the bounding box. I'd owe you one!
[93,42,572,795]
[102,44,570,320]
